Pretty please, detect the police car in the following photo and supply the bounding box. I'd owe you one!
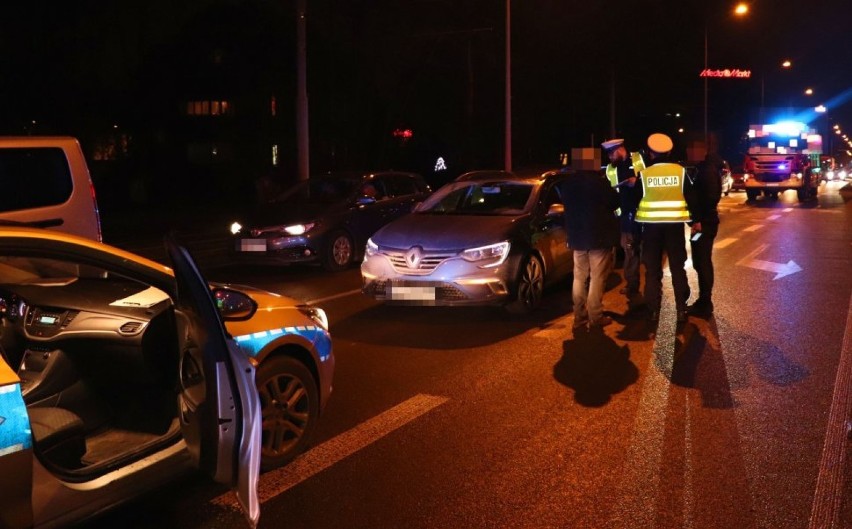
[0,227,334,528]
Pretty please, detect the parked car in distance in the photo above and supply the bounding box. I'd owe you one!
[730,164,748,191]
[0,227,335,528]
[361,169,573,314]
[231,171,431,271]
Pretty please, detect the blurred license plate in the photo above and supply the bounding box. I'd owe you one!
[766,183,779,187]
[238,239,267,252]
[389,286,435,301]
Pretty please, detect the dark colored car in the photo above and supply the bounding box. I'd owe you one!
[230,171,431,271]
[361,169,573,313]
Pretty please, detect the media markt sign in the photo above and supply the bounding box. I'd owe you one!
[699,68,752,78]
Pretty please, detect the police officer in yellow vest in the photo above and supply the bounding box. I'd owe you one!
[636,133,693,325]
[602,138,645,308]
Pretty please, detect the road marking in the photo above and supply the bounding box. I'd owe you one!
[766,214,781,221]
[808,290,852,529]
[683,393,695,529]
[735,243,802,280]
[783,208,794,213]
[714,237,738,249]
[306,288,362,305]
[743,224,764,232]
[212,393,449,509]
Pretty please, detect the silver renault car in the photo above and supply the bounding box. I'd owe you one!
[361,170,573,313]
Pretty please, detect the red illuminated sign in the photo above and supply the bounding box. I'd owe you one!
[699,69,752,78]
[392,128,413,139]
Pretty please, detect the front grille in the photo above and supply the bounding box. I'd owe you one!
[381,249,456,275]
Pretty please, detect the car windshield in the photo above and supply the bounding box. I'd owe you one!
[273,177,360,205]
[417,180,535,216]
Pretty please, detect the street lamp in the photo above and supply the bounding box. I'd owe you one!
[805,88,814,96]
[781,59,792,68]
[704,3,750,145]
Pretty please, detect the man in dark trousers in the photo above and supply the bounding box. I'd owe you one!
[635,133,693,325]
[686,151,723,316]
[562,169,621,330]
[601,138,645,309]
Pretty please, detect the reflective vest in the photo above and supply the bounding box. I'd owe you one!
[636,162,690,223]
[606,152,645,217]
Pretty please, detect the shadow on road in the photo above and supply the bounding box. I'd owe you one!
[553,329,639,407]
[668,320,736,409]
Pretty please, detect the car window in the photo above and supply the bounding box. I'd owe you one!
[383,175,417,198]
[273,177,360,205]
[359,180,387,200]
[0,148,73,213]
[540,181,563,209]
[417,181,534,215]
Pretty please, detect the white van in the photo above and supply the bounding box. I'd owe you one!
[0,137,102,241]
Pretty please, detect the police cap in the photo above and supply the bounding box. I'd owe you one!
[601,138,625,152]
[647,133,673,154]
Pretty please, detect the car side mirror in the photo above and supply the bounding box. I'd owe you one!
[547,203,564,217]
[212,288,257,321]
[355,196,377,206]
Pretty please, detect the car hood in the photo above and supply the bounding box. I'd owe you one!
[371,213,524,251]
[245,202,345,229]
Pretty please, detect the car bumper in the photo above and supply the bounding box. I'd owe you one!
[361,253,517,306]
[744,176,805,190]
[232,235,321,264]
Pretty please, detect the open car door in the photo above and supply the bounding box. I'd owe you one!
[165,235,261,526]
[0,355,33,529]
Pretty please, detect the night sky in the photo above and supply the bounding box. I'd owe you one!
[1,0,850,177]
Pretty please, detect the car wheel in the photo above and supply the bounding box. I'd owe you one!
[322,230,353,271]
[256,355,319,471]
[506,255,544,314]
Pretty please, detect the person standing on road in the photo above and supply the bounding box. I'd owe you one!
[685,151,723,317]
[635,133,693,325]
[601,138,645,310]
[561,169,621,330]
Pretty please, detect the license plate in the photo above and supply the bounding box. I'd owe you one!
[237,239,267,252]
[766,183,779,187]
[389,285,436,301]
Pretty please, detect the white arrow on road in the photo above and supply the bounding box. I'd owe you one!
[736,243,803,280]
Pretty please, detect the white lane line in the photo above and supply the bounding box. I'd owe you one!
[683,393,695,529]
[744,224,764,232]
[212,394,449,509]
[306,288,362,305]
[766,214,782,221]
[808,290,852,529]
[783,208,794,213]
[714,237,738,249]
[610,327,675,527]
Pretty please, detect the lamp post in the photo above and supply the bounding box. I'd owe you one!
[296,0,309,181]
[504,0,512,172]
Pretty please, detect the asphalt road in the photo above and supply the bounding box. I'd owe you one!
[86,181,852,529]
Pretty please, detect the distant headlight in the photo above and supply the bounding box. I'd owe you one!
[461,241,510,268]
[284,223,315,235]
[298,305,329,331]
[827,170,835,178]
[840,170,848,178]
[230,221,243,235]
[794,173,802,179]
[365,238,379,257]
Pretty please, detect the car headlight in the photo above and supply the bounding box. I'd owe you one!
[230,221,243,235]
[284,223,315,235]
[365,238,379,257]
[461,241,510,268]
[827,170,835,178]
[840,170,848,178]
[298,305,329,331]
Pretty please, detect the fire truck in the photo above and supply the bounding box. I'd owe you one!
[742,121,820,201]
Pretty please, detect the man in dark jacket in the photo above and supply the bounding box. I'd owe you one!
[561,170,621,329]
[685,152,723,316]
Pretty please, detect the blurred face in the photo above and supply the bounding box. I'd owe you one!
[607,146,627,163]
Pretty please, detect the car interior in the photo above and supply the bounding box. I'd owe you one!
[0,255,183,480]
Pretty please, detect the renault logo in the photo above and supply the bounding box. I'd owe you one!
[405,246,423,269]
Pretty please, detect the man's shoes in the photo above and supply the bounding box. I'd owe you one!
[687,300,714,318]
[572,317,589,331]
[590,316,614,328]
